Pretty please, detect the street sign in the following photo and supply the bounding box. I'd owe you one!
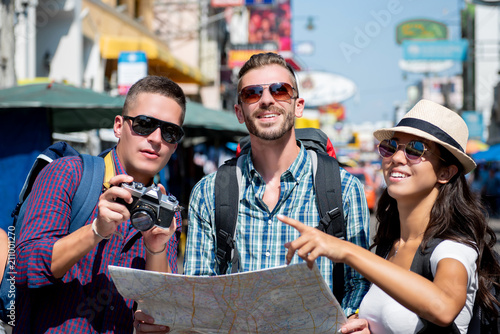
[296,71,357,107]
[396,19,448,44]
[462,111,484,140]
[398,59,454,73]
[402,40,468,61]
[293,41,315,56]
[118,51,148,96]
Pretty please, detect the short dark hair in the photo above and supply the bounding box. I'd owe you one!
[122,75,187,124]
[237,52,298,96]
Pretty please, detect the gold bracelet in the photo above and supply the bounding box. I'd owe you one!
[143,239,167,255]
[91,219,112,240]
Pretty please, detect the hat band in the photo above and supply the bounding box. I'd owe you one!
[397,118,464,153]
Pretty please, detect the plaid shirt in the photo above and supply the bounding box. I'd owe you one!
[15,148,181,334]
[184,143,370,317]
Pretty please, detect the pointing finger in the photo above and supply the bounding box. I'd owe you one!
[277,214,308,232]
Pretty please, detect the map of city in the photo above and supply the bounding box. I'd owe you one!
[108,262,346,333]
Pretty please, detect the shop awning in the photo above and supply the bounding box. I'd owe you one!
[100,35,207,85]
[0,82,247,137]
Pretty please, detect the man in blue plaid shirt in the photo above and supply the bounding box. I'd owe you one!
[183,53,371,320]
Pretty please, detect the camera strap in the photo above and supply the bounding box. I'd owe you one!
[102,151,116,190]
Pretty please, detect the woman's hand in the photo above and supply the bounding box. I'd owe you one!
[134,310,170,333]
[278,214,346,269]
[340,317,371,333]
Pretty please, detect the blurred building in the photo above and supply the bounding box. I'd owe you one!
[393,2,500,146]
[13,0,211,97]
[468,1,500,145]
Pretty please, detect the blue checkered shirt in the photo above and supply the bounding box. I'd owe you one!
[184,143,370,317]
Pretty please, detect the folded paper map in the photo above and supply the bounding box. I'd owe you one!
[108,262,346,333]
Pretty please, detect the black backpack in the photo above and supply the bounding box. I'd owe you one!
[214,128,347,303]
[376,239,500,334]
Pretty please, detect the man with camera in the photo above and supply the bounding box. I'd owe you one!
[14,75,185,333]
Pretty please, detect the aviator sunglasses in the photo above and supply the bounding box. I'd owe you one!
[378,139,445,162]
[123,115,184,144]
[238,82,296,104]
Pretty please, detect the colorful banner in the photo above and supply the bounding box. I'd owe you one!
[247,0,291,51]
[319,103,346,122]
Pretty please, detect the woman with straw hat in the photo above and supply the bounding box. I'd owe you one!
[279,99,500,333]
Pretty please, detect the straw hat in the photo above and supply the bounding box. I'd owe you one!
[373,99,476,174]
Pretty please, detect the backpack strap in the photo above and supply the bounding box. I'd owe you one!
[214,155,244,274]
[68,154,106,233]
[410,238,461,334]
[309,151,345,239]
[410,238,443,280]
[13,142,80,215]
[309,150,346,304]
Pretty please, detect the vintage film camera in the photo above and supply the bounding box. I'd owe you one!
[120,182,182,231]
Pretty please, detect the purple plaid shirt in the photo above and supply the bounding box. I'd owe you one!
[14,148,181,333]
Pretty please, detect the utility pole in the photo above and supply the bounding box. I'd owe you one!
[462,2,475,111]
[0,0,17,88]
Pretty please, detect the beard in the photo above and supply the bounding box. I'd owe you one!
[243,105,295,141]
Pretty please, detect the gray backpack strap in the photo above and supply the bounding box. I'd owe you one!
[214,155,244,274]
[308,150,344,238]
[308,149,346,303]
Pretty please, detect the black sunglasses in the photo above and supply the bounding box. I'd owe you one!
[378,139,444,162]
[123,115,184,144]
[238,82,296,104]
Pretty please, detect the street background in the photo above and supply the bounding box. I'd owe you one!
[369,214,500,253]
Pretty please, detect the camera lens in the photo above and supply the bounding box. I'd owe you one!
[130,209,155,231]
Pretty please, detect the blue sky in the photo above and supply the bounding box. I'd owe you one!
[292,0,464,123]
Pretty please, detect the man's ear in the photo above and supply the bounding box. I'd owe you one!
[234,103,245,124]
[114,115,124,138]
[294,97,305,118]
[437,164,459,184]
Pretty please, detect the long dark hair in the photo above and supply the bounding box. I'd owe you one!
[372,144,500,317]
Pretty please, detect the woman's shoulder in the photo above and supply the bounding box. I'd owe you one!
[433,240,478,260]
[435,239,477,252]
[431,240,478,276]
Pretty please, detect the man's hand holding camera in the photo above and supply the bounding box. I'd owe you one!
[95,175,178,251]
[95,174,134,239]
[139,182,178,256]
